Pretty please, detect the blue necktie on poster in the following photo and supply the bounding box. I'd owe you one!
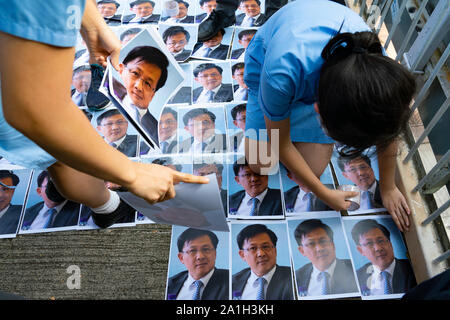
[192,280,203,300]
[250,198,259,216]
[381,271,393,294]
[319,271,330,295]
[256,277,266,300]
[43,208,57,229]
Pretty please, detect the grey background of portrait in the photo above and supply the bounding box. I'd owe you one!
[0,224,171,299]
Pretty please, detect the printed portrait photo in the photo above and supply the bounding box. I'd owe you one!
[106,28,185,150]
[226,103,247,153]
[121,0,162,25]
[0,168,31,238]
[230,221,294,300]
[230,28,257,61]
[342,215,417,299]
[287,213,360,299]
[191,61,234,104]
[177,105,228,154]
[96,0,124,26]
[235,0,267,27]
[331,146,386,214]
[230,62,248,102]
[166,225,230,300]
[92,107,140,158]
[20,170,81,233]
[228,155,284,219]
[159,23,198,62]
[280,163,336,215]
[160,0,196,24]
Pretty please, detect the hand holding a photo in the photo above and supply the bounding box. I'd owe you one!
[80,0,121,69]
[124,162,209,204]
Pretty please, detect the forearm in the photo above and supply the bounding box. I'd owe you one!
[377,140,399,191]
[80,0,105,35]
[266,117,329,197]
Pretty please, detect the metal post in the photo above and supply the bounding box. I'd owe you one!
[413,150,450,192]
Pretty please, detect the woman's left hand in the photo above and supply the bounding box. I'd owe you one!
[381,186,411,232]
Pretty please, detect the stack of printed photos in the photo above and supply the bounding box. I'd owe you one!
[0,0,416,300]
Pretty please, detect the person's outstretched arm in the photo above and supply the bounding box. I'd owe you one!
[0,0,208,204]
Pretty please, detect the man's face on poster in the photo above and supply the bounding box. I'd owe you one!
[98,2,118,17]
[178,234,217,280]
[298,227,336,272]
[166,32,188,54]
[0,177,15,211]
[194,164,222,188]
[195,67,222,91]
[239,232,277,277]
[159,112,177,142]
[201,0,216,14]
[185,113,216,142]
[72,70,91,93]
[240,0,260,17]
[235,166,268,198]
[132,2,154,17]
[119,57,162,109]
[342,158,376,191]
[356,227,395,271]
[97,114,129,143]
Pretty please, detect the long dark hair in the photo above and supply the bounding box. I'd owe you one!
[318,31,416,157]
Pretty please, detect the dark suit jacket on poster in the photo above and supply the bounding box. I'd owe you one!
[0,205,22,234]
[104,14,122,26]
[168,86,192,104]
[232,265,294,300]
[22,201,80,229]
[110,134,138,157]
[229,188,283,216]
[173,49,192,62]
[356,258,417,295]
[178,133,227,154]
[231,48,245,59]
[284,185,332,213]
[141,110,160,146]
[78,205,135,227]
[122,14,161,24]
[167,268,229,300]
[161,15,194,23]
[235,13,266,26]
[192,84,234,103]
[195,13,207,23]
[295,258,358,295]
[192,43,229,60]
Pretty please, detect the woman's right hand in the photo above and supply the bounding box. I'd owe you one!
[321,188,359,211]
[124,162,210,205]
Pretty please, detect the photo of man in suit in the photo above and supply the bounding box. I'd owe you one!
[120,28,143,46]
[236,0,266,27]
[162,26,192,62]
[231,29,256,60]
[21,171,80,230]
[118,45,169,146]
[233,224,293,300]
[97,0,122,26]
[161,0,194,23]
[158,107,178,154]
[351,219,417,296]
[337,154,383,210]
[228,103,246,153]
[192,29,229,60]
[195,0,217,23]
[294,219,358,297]
[231,63,248,101]
[96,109,138,157]
[167,228,229,300]
[0,170,22,235]
[179,108,227,154]
[284,168,332,213]
[192,63,233,103]
[229,157,283,216]
[193,162,227,214]
[122,0,161,24]
[71,65,91,107]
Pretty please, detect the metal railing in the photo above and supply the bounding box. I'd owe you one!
[348,0,449,281]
